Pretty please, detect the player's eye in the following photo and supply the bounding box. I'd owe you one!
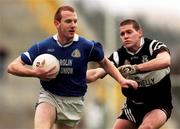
[120,32,125,36]
[127,30,133,34]
[65,19,72,23]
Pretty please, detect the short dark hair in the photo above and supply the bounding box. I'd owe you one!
[54,5,75,21]
[120,19,141,31]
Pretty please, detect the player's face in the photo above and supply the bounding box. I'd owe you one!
[119,24,142,52]
[55,10,77,43]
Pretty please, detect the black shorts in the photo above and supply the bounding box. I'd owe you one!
[118,99,173,127]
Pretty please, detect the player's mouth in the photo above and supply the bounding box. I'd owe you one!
[69,30,75,34]
[124,39,131,43]
[69,29,75,32]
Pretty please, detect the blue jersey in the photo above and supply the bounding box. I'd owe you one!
[21,34,104,96]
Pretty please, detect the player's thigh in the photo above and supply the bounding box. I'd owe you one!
[139,109,167,129]
[113,119,137,129]
[35,102,56,129]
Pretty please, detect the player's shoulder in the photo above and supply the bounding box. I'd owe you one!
[144,37,166,46]
[38,36,54,45]
[78,36,103,49]
[144,37,169,55]
[78,36,95,45]
[31,36,55,53]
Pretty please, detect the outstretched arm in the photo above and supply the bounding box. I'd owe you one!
[97,57,138,89]
[86,68,106,83]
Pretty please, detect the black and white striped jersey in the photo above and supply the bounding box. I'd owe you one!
[109,37,172,104]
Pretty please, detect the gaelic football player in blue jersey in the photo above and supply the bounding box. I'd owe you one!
[87,19,173,129]
[7,6,137,129]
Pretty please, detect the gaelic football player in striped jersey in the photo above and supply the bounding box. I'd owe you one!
[87,19,173,129]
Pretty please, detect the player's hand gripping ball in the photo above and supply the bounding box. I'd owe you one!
[33,54,60,80]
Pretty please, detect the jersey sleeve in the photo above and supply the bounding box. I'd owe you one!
[150,40,170,57]
[21,43,39,65]
[108,48,125,67]
[88,41,104,62]
[109,51,119,67]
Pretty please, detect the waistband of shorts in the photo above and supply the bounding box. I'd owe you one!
[55,95,84,101]
[40,88,84,101]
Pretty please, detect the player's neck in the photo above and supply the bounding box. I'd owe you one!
[57,35,73,46]
[128,42,141,53]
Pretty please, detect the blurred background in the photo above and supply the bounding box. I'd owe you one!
[0,0,180,129]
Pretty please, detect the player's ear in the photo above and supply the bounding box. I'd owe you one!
[54,20,60,27]
[139,28,143,37]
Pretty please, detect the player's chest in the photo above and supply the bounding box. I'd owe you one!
[125,50,153,64]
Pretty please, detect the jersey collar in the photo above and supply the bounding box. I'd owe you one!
[53,34,79,47]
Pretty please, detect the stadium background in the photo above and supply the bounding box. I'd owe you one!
[0,0,180,129]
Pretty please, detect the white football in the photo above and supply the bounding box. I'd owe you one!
[32,54,60,79]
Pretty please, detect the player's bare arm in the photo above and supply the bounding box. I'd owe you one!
[119,51,170,76]
[86,68,106,83]
[7,56,35,76]
[7,56,56,79]
[136,51,170,72]
[98,57,138,89]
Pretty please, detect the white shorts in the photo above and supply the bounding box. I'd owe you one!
[37,88,85,127]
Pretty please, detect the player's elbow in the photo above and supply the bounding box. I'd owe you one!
[87,69,103,83]
[164,56,171,67]
[86,76,97,83]
[7,63,15,74]
[161,52,171,67]
[166,60,171,67]
[86,72,98,83]
[161,59,171,69]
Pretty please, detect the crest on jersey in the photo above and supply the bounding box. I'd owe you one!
[71,49,81,58]
[142,55,148,63]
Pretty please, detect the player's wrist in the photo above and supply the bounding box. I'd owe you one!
[31,68,41,78]
[133,64,140,73]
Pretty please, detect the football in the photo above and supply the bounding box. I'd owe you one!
[32,54,60,79]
